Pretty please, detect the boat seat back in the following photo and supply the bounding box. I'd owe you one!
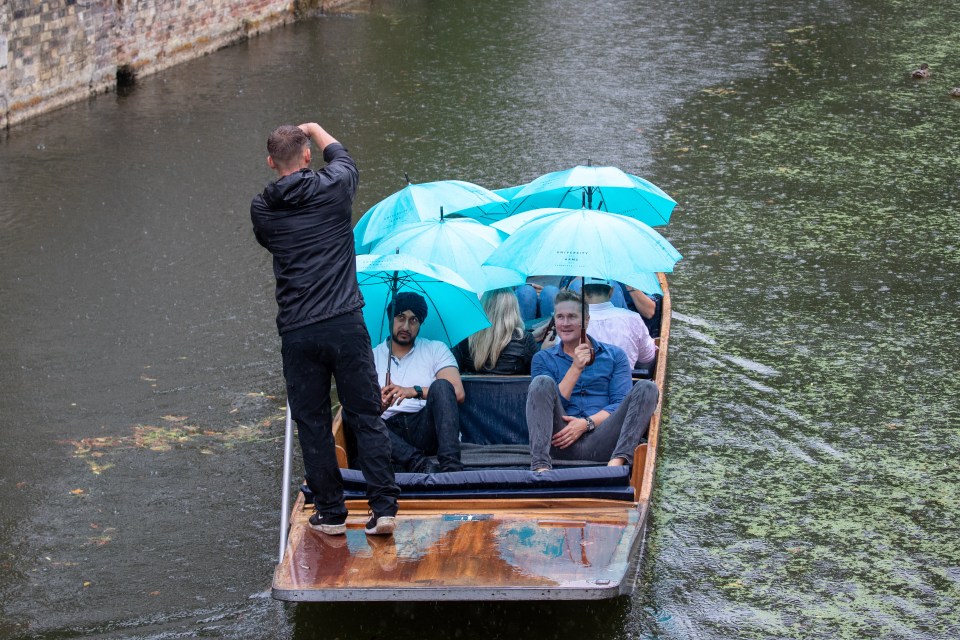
[459,375,532,445]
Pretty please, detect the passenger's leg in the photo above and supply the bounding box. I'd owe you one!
[515,285,538,321]
[383,412,428,472]
[524,375,567,470]
[421,379,462,472]
[610,283,627,308]
[538,285,560,318]
[609,380,658,462]
[557,381,658,465]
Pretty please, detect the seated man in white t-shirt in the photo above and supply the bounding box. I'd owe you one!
[581,278,657,372]
[373,292,465,473]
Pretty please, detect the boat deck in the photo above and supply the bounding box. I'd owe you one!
[273,493,647,601]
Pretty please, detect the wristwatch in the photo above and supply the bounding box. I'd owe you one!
[584,416,596,432]
[413,385,423,400]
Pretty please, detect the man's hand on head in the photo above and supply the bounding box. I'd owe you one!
[297,122,338,151]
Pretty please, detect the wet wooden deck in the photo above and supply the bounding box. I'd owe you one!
[273,494,647,601]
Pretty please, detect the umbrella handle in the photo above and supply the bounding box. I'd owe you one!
[580,327,596,366]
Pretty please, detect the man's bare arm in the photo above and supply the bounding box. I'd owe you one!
[298,122,339,152]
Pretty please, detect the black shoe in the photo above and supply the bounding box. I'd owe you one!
[309,511,347,535]
[364,511,397,536]
[411,458,439,474]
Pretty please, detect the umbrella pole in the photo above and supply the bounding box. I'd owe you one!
[580,284,595,366]
[386,269,398,386]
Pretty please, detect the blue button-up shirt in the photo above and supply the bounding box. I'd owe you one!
[530,336,632,417]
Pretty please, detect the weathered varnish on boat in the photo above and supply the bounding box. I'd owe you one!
[272,274,672,601]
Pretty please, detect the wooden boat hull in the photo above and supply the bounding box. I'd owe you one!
[272,274,671,602]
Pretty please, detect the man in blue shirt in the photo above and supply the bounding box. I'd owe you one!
[526,290,659,472]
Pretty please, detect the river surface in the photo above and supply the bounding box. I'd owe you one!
[1,0,958,638]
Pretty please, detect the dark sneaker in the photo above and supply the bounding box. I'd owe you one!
[411,458,439,474]
[309,511,347,535]
[364,511,397,536]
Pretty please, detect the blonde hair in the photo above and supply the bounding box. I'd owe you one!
[468,288,525,370]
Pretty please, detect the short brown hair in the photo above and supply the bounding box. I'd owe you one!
[553,289,588,317]
[267,125,309,168]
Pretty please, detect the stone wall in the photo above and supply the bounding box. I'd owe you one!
[0,0,352,129]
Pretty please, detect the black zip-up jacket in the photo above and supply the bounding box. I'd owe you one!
[251,143,363,334]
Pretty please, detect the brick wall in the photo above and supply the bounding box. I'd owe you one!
[1,0,354,129]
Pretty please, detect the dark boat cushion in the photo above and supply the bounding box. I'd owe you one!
[326,376,642,501]
[302,465,636,501]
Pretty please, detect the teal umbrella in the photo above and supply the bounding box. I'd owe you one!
[490,207,570,235]
[496,164,677,226]
[492,184,527,200]
[370,215,525,293]
[462,183,530,225]
[493,208,666,294]
[355,178,509,249]
[483,208,680,361]
[356,253,491,349]
[483,208,681,288]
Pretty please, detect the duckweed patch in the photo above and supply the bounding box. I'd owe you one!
[58,403,301,475]
[642,0,960,637]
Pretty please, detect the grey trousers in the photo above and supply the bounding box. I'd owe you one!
[525,375,659,471]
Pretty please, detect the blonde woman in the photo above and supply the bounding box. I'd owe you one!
[452,288,538,375]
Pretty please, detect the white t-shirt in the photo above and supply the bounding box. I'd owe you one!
[587,301,657,366]
[373,337,459,420]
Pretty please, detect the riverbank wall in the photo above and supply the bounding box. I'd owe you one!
[1,0,355,130]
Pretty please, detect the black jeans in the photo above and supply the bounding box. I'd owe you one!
[384,378,463,472]
[281,312,399,518]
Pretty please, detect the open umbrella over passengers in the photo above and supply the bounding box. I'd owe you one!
[353,177,509,251]
[474,163,677,227]
[369,212,526,293]
[356,252,490,383]
[482,207,682,364]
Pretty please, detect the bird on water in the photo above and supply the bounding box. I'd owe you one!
[912,63,931,79]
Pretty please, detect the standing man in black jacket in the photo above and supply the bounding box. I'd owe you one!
[251,122,399,536]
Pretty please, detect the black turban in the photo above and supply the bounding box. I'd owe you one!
[389,291,428,324]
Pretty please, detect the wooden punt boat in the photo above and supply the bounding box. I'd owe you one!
[272,274,672,601]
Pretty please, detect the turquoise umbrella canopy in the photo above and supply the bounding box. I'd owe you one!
[370,217,525,293]
[356,253,490,347]
[355,179,509,249]
[497,165,677,226]
[482,208,681,292]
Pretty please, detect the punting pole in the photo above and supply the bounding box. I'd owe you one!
[278,403,294,563]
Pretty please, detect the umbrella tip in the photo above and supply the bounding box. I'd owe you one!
[404,172,412,184]
[440,206,444,221]
[586,158,592,167]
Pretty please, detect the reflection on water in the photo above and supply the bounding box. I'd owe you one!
[1,0,958,637]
